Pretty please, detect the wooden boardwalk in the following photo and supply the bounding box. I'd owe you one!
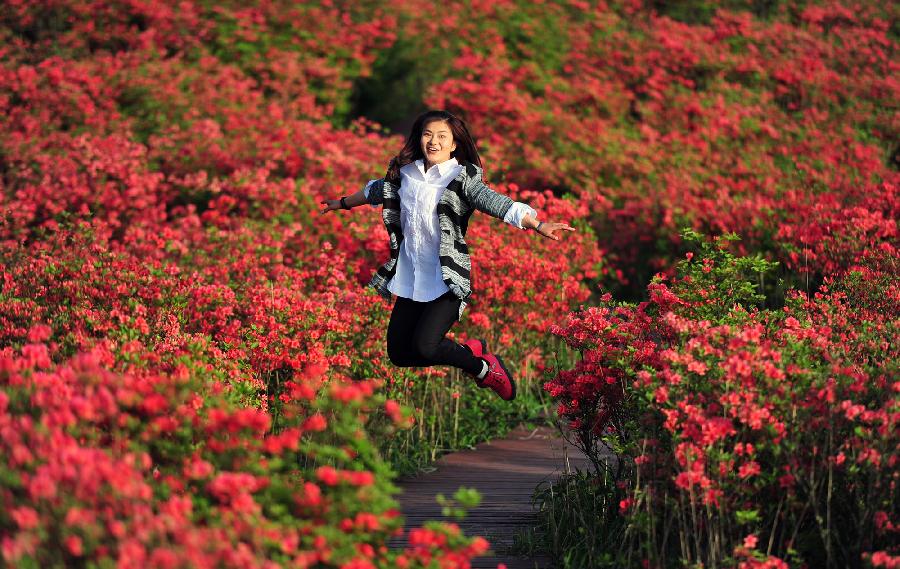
[393,424,592,569]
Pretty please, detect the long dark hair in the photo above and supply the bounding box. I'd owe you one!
[384,110,483,184]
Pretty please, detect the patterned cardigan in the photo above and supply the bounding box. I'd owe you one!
[364,160,516,320]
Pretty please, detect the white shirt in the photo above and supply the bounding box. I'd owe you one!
[364,157,537,302]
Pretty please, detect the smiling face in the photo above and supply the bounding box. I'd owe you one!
[420,119,457,166]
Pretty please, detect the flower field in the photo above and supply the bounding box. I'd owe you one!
[1,1,897,568]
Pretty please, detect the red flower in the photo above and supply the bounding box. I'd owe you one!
[10,507,39,530]
[316,466,340,486]
[302,413,328,432]
[385,400,403,424]
[64,535,83,557]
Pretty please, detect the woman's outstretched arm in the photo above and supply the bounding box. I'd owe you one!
[320,188,367,213]
[520,213,576,241]
[466,167,576,241]
[320,180,382,213]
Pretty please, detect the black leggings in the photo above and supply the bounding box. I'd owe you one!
[386,291,484,376]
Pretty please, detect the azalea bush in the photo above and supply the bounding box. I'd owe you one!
[0,334,496,567]
[0,206,585,564]
[417,0,897,295]
[0,3,603,564]
[2,0,898,566]
[542,231,899,568]
[0,0,600,429]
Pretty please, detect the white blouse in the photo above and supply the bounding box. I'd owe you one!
[364,157,537,302]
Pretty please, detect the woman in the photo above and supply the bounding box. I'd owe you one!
[321,110,575,400]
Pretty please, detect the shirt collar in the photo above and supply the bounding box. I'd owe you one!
[415,156,459,178]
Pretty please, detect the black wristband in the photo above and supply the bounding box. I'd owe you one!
[340,196,349,210]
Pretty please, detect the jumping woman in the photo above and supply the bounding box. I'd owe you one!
[320,110,575,401]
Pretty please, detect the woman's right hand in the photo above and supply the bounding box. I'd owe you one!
[320,199,343,214]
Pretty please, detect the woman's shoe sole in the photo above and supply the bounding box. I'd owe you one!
[493,353,516,401]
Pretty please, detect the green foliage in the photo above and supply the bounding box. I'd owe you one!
[648,0,789,24]
[436,487,482,520]
[373,364,553,476]
[350,35,438,131]
[674,228,780,319]
[519,469,627,569]
[488,2,571,95]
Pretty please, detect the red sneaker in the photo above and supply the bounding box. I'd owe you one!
[477,352,516,401]
[462,338,487,359]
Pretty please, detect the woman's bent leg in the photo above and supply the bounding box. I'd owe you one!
[386,295,430,367]
[412,292,484,376]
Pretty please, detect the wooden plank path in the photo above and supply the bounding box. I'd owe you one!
[393,424,592,569]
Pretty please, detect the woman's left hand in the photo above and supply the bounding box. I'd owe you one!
[536,222,576,241]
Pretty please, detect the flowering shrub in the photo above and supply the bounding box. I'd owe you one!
[2,1,897,567]
[0,3,601,561]
[417,1,897,293]
[545,231,898,567]
[0,335,495,567]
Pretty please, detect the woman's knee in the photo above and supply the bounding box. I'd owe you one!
[412,336,441,362]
